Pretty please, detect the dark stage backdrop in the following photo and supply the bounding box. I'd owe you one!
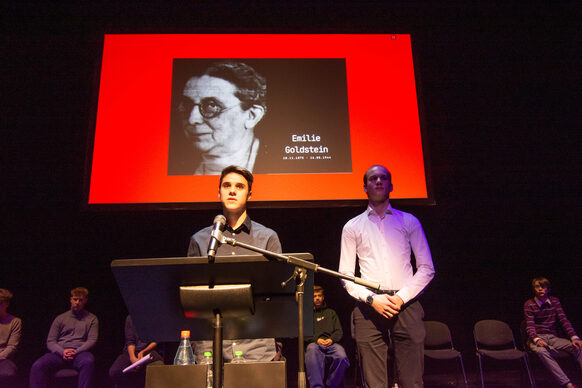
[3,2,581,386]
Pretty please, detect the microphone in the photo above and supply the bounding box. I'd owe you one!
[207,214,227,262]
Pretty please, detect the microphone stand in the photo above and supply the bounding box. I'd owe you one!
[220,235,380,388]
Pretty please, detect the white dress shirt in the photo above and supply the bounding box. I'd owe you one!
[339,203,435,304]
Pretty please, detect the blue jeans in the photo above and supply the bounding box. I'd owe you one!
[30,351,94,388]
[529,334,582,386]
[305,342,349,388]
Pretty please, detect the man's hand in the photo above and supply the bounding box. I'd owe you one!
[130,350,148,370]
[129,352,139,364]
[317,338,333,347]
[535,338,549,348]
[63,348,76,360]
[572,338,582,349]
[371,294,404,319]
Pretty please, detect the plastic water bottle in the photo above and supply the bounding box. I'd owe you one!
[231,342,245,363]
[201,351,213,388]
[173,330,195,365]
[231,350,245,363]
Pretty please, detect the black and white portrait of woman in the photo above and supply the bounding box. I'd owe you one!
[167,59,352,175]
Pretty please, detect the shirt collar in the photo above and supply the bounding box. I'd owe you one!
[225,214,252,234]
[366,203,394,218]
[535,297,551,307]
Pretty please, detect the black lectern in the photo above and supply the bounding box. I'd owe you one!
[111,254,314,342]
[111,254,314,388]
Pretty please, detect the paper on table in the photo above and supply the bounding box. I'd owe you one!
[122,353,153,373]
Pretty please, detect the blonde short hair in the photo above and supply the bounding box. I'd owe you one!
[71,287,89,298]
[0,289,13,303]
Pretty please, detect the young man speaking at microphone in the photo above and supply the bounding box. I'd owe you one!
[187,165,282,362]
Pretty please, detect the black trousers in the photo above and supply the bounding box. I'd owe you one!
[353,300,425,388]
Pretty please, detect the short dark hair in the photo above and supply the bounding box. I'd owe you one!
[71,287,89,298]
[314,285,324,294]
[531,277,551,292]
[0,289,13,303]
[363,165,392,185]
[219,165,254,191]
[205,61,267,111]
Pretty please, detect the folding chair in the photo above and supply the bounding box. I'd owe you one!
[474,319,535,388]
[423,320,468,387]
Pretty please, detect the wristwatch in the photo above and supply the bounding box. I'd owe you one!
[366,293,376,305]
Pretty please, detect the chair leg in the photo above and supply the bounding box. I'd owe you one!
[523,354,536,388]
[458,355,468,388]
[477,354,485,388]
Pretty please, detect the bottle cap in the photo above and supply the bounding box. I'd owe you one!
[234,350,243,356]
[180,330,190,338]
[203,351,212,357]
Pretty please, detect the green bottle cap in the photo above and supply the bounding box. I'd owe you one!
[234,350,243,356]
[203,351,212,356]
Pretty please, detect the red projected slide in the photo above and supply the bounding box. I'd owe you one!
[88,34,428,206]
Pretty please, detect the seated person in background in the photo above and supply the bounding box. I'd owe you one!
[30,287,98,388]
[0,288,22,379]
[524,276,582,388]
[187,165,282,362]
[305,285,349,388]
[109,315,163,388]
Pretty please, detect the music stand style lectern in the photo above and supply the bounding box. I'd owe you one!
[111,254,314,387]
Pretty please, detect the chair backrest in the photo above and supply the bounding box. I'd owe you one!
[474,319,516,349]
[424,320,453,348]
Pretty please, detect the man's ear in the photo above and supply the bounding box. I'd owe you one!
[244,105,266,129]
[247,191,252,201]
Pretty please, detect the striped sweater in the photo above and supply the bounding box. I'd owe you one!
[523,296,577,341]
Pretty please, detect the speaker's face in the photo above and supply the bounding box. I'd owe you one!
[219,172,251,215]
